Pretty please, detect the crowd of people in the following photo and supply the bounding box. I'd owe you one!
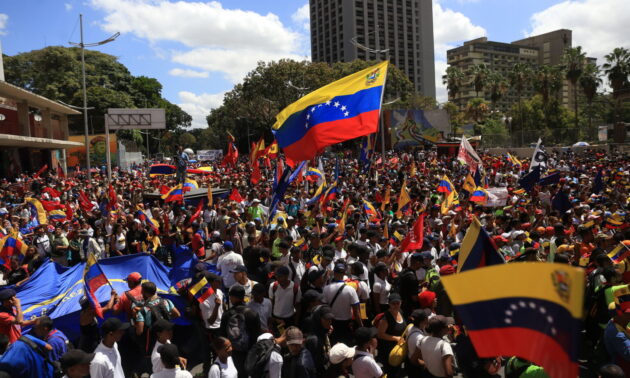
[0,143,627,378]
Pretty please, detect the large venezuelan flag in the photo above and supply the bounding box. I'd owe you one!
[457,217,504,272]
[273,61,389,161]
[441,263,584,378]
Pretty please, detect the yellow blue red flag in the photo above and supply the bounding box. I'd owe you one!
[457,217,504,272]
[272,61,388,161]
[441,262,584,378]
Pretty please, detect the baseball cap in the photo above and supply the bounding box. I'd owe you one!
[388,293,402,304]
[307,269,325,282]
[285,327,304,345]
[152,319,174,333]
[333,263,346,274]
[315,305,334,320]
[126,272,142,283]
[223,241,234,250]
[59,349,95,371]
[157,343,181,366]
[409,309,430,324]
[0,288,16,301]
[230,265,248,274]
[419,251,433,260]
[101,318,130,334]
[303,290,324,304]
[329,343,356,365]
[418,290,437,308]
[354,327,377,346]
[439,265,455,276]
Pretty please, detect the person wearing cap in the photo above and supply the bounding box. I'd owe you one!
[418,316,455,378]
[247,199,264,222]
[217,240,244,289]
[248,283,273,332]
[150,319,177,374]
[282,326,316,378]
[60,349,95,378]
[150,343,192,378]
[231,265,257,304]
[208,336,238,378]
[269,265,301,332]
[323,263,362,345]
[51,225,70,266]
[376,293,407,377]
[0,288,38,344]
[242,222,260,249]
[33,225,52,258]
[407,309,429,376]
[351,327,382,378]
[90,318,130,378]
[113,272,143,320]
[78,228,103,261]
[324,342,355,378]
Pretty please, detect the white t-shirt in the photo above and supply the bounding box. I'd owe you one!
[372,276,391,305]
[323,281,359,321]
[407,326,426,358]
[151,339,170,374]
[150,367,192,378]
[90,342,125,378]
[419,336,454,378]
[232,279,256,304]
[217,252,244,288]
[288,260,306,285]
[268,282,301,318]
[352,350,382,378]
[207,356,238,378]
[199,289,224,329]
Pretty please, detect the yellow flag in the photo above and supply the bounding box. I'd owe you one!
[380,185,391,211]
[441,190,460,215]
[410,163,417,177]
[337,199,350,232]
[207,184,213,207]
[396,180,411,219]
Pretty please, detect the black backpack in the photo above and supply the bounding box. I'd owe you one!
[226,307,249,351]
[147,298,171,323]
[245,338,279,378]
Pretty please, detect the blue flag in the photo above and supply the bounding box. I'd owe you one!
[552,190,572,213]
[269,161,307,222]
[592,170,603,194]
[518,166,541,192]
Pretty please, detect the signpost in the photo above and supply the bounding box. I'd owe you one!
[105,108,166,181]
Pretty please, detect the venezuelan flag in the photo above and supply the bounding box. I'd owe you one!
[305,168,325,183]
[266,140,279,158]
[0,233,28,268]
[149,164,176,177]
[83,253,110,318]
[137,209,160,234]
[184,178,199,190]
[437,175,454,194]
[162,185,184,203]
[321,181,338,205]
[390,231,404,246]
[187,166,214,175]
[470,187,489,203]
[604,215,624,229]
[462,174,476,194]
[608,243,630,264]
[441,263,584,378]
[189,277,215,303]
[363,200,379,221]
[25,197,47,228]
[294,236,308,251]
[48,209,68,222]
[441,190,460,215]
[273,61,388,161]
[458,217,504,272]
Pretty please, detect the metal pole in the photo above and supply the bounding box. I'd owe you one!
[105,115,112,182]
[79,14,91,180]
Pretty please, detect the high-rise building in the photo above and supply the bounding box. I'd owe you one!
[446,37,539,112]
[309,0,436,97]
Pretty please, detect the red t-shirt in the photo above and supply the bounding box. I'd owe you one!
[114,285,143,320]
[193,232,205,258]
[0,310,21,343]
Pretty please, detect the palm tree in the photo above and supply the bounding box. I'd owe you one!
[466,64,490,98]
[465,97,490,126]
[562,46,586,131]
[532,65,564,131]
[486,71,508,110]
[442,66,465,106]
[602,47,630,123]
[509,63,532,145]
[579,63,602,139]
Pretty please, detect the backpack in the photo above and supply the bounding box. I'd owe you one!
[226,306,250,351]
[372,312,385,327]
[245,338,279,378]
[504,357,532,378]
[147,298,171,323]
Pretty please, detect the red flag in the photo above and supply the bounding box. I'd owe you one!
[285,156,297,169]
[250,161,262,185]
[189,199,205,225]
[229,188,243,203]
[34,164,48,178]
[65,203,73,221]
[159,185,171,195]
[78,191,93,213]
[107,184,117,211]
[56,162,65,178]
[400,213,425,252]
[43,187,61,198]
[40,200,65,212]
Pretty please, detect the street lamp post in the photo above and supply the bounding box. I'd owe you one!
[70,14,119,180]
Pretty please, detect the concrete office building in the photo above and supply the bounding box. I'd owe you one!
[446,37,540,112]
[309,0,436,97]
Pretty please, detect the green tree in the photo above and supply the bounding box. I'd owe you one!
[465,98,490,128]
[532,65,564,131]
[178,132,197,147]
[466,64,490,98]
[579,63,602,139]
[486,71,508,110]
[602,47,630,123]
[562,46,586,131]
[509,63,533,144]
[442,66,465,107]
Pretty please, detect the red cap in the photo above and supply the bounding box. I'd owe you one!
[493,235,508,243]
[439,265,455,276]
[126,272,142,283]
[418,290,437,308]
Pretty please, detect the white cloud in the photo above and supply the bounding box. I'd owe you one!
[0,14,8,35]
[177,91,225,129]
[528,0,630,62]
[432,1,486,102]
[292,3,310,31]
[65,3,73,11]
[172,48,304,84]
[168,68,209,78]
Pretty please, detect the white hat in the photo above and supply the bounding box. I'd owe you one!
[329,343,356,365]
[252,199,261,203]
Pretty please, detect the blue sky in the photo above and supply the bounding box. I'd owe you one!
[0,0,628,127]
